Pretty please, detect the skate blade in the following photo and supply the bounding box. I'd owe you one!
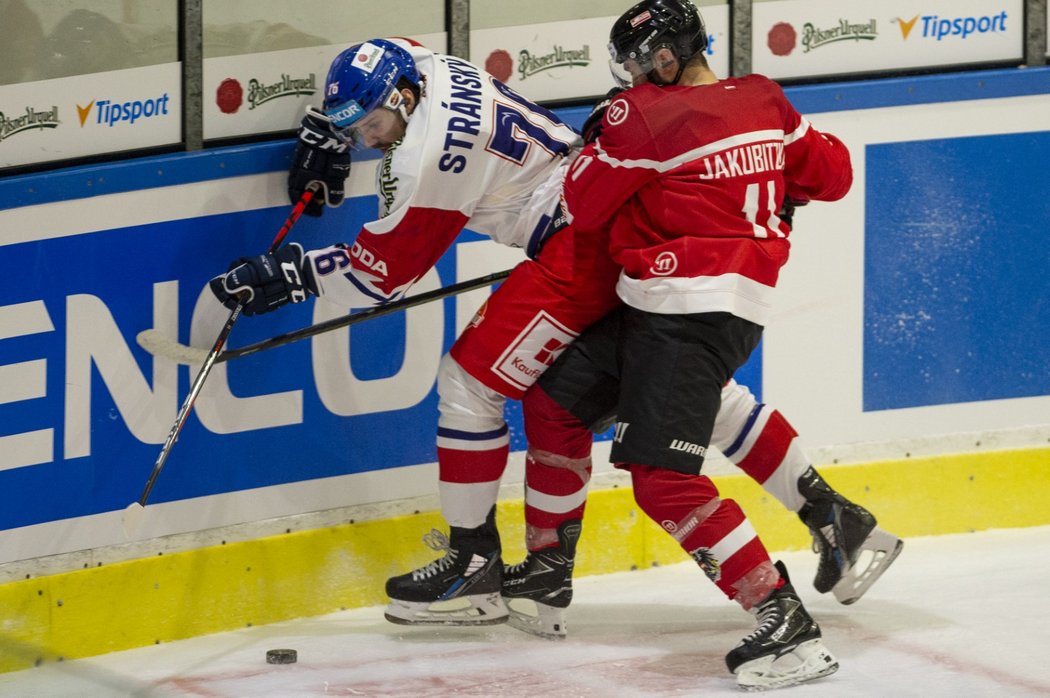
[832,527,904,605]
[384,592,509,626]
[504,598,567,640]
[735,639,839,691]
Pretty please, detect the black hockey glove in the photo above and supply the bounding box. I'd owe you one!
[581,87,626,144]
[209,243,317,316]
[288,107,352,217]
[779,196,809,228]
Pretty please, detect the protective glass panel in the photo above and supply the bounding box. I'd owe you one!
[201,0,445,140]
[0,0,180,169]
[469,0,729,104]
[0,0,177,85]
[202,1,445,58]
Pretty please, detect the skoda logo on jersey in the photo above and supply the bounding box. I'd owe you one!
[650,251,678,276]
[607,98,629,126]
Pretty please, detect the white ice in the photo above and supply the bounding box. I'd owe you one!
[2,526,1049,697]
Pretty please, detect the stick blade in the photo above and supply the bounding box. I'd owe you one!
[136,329,210,365]
[121,502,146,539]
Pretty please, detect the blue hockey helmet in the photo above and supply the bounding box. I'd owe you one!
[322,39,421,131]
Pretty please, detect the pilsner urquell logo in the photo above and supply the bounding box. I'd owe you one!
[517,44,591,81]
[247,73,317,109]
[0,106,59,143]
[802,19,878,52]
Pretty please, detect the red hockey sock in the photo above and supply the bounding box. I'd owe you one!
[522,386,594,550]
[436,425,509,529]
[625,464,776,606]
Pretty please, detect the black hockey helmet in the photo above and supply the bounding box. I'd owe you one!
[608,0,708,86]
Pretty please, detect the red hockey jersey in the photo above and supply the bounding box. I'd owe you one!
[563,74,853,325]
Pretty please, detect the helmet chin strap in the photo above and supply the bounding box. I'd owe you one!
[647,63,686,86]
[647,49,687,87]
[384,88,414,124]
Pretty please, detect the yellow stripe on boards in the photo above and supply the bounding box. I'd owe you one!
[0,446,1047,674]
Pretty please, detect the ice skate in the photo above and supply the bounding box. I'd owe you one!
[797,467,904,604]
[726,561,838,691]
[384,510,508,626]
[501,519,581,639]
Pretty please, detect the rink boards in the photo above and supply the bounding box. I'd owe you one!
[0,67,1049,670]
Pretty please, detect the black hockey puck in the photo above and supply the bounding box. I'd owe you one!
[266,648,297,664]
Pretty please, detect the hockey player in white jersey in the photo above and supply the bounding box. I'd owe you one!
[209,37,901,640]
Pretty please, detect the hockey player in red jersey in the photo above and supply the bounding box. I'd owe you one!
[208,25,899,658]
[513,0,875,689]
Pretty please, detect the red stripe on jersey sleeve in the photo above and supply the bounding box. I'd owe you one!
[351,206,469,298]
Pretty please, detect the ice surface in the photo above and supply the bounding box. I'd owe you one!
[2,526,1048,697]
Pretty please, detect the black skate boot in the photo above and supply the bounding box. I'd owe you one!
[501,519,581,639]
[384,508,508,626]
[726,561,838,691]
[797,466,903,604]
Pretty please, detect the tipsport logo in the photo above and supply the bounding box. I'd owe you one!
[76,94,171,128]
[894,11,1009,41]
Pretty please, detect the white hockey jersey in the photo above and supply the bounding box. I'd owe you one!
[304,40,581,308]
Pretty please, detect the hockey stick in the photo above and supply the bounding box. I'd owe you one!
[136,268,513,365]
[122,185,319,538]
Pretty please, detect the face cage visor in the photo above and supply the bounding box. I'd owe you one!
[323,84,404,147]
[608,40,684,87]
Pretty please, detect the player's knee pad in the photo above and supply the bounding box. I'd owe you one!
[626,465,720,526]
[437,353,506,433]
[710,379,761,453]
[522,386,593,458]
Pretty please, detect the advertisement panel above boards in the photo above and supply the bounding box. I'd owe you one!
[469,4,731,105]
[203,34,447,141]
[2,68,1049,567]
[752,0,1023,80]
[0,63,181,170]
